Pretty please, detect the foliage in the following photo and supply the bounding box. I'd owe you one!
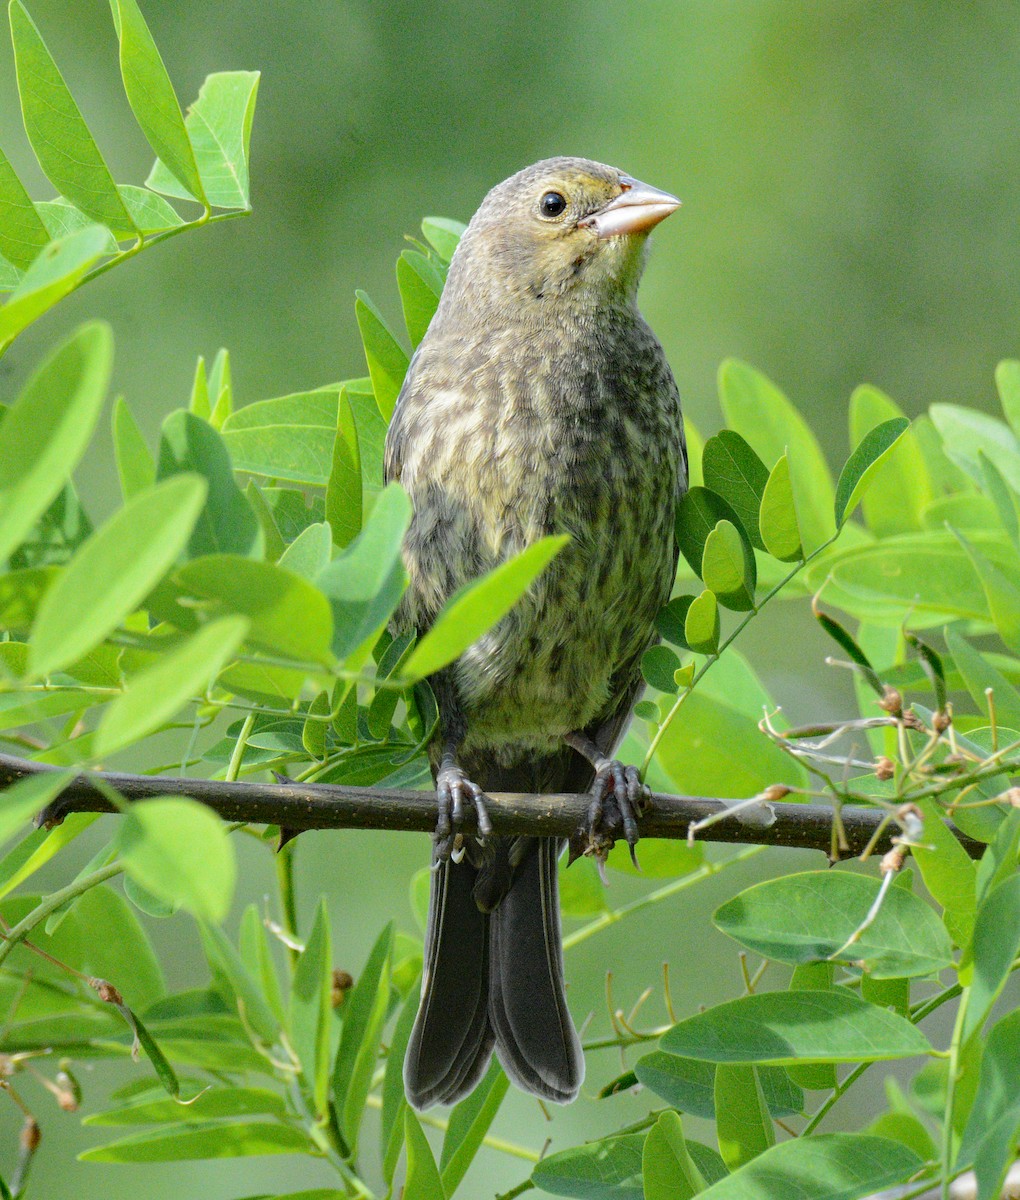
[1,6,1019,1200]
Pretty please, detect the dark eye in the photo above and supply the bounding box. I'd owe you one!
[539,190,567,218]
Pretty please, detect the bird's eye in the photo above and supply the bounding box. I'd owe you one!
[539,190,567,218]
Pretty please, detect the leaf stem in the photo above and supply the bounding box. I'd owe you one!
[562,844,765,951]
[642,538,837,775]
[0,861,124,968]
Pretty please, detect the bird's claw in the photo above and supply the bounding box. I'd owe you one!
[568,760,650,869]
[434,763,491,860]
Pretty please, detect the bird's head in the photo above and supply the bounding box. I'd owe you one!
[443,157,680,312]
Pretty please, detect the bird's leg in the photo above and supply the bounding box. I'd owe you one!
[564,731,650,868]
[435,740,492,862]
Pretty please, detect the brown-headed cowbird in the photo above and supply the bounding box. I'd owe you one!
[385,157,686,1108]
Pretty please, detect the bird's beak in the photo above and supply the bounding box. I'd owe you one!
[586,176,681,239]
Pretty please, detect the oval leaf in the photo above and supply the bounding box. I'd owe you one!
[684,589,719,655]
[0,322,112,562]
[758,453,803,562]
[694,1132,921,1200]
[28,475,208,678]
[402,535,568,681]
[660,988,930,1065]
[701,429,769,551]
[835,417,910,526]
[96,616,249,757]
[117,797,236,923]
[114,0,205,204]
[702,519,756,611]
[714,870,953,978]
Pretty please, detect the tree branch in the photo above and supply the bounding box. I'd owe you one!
[0,752,985,860]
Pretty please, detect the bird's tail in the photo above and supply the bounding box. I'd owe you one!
[488,837,584,1101]
[403,836,583,1108]
[403,853,494,1110]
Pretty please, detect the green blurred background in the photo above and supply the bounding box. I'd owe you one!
[2,0,1019,1195]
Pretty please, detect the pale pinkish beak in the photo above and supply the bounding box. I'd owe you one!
[585,175,681,239]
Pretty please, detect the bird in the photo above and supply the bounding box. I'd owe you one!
[384,157,687,1109]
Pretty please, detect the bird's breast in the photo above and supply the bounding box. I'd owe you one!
[392,320,684,757]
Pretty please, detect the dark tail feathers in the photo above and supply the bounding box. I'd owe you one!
[403,837,583,1108]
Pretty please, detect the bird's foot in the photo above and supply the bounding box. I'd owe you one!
[568,758,650,870]
[434,762,492,861]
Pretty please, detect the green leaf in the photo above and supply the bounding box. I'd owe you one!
[238,903,285,1026]
[814,609,883,695]
[332,921,392,1158]
[850,386,934,536]
[402,535,568,680]
[367,630,415,738]
[0,225,111,348]
[325,387,362,548]
[440,1061,508,1195]
[220,388,340,486]
[70,882,165,1010]
[146,71,260,208]
[634,1051,716,1118]
[198,923,280,1047]
[978,452,1020,547]
[113,396,156,502]
[701,429,769,551]
[713,870,953,978]
[684,589,719,655]
[715,1064,774,1170]
[643,1110,706,1200]
[0,144,49,268]
[10,1,136,234]
[420,216,465,263]
[317,483,411,663]
[128,1007,180,1097]
[652,682,805,800]
[0,769,73,845]
[355,290,409,422]
[117,184,184,234]
[403,1109,445,1200]
[79,1121,311,1162]
[655,595,693,650]
[0,321,111,562]
[961,874,1020,1044]
[930,402,1020,491]
[278,523,332,582]
[531,1131,644,1199]
[758,453,803,562]
[117,797,236,923]
[641,644,682,693]
[995,360,1020,438]
[176,555,333,664]
[911,796,977,946]
[156,410,262,560]
[675,486,747,579]
[113,0,205,204]
[28,474,207,678]
[633,1052,802,1122]
[718,359,835,553]
[702,518,756,611]
[290,898,333,1115]
[834,417,910,527]
[660,988,930,1065]
[96,616,249,756]
[397,249,444,346]
[953,527,1020,653]
[693,1133,921,1200]
[381,983,421,1185]
[85,1086,287,1126]
[958,1009,1020,1200]
[811,532,1012,627]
